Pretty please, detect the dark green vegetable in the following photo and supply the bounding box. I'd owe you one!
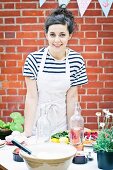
[51,131,69,139]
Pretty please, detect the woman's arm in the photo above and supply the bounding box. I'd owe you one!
[24,77,38,137]
[66,86,78,129]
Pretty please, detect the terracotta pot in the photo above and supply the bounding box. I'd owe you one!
[0,128,12,140]
[97,151,113,170]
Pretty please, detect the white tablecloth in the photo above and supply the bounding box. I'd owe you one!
[0,141,99,170]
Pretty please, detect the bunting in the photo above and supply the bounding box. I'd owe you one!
[98,0,113,17]
[39,0,113,17]
[77,0,92,17]
[39,0,46,7]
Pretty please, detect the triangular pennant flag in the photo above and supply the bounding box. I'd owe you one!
[39,0,46,7]
[58,0,70,6]
[77,0,92,17]
[98,0,113,17]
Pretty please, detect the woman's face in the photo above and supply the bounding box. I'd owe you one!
[46,24,72,52]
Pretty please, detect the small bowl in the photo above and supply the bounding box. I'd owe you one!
[13,148,24,162]
[20,142,76,170]
[0,129,12,140]
[72,151,87,164]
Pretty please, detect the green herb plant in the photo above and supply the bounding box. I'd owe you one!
[94,109,113,152]
[0,112,24,133]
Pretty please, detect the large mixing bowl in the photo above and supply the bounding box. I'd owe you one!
[20,142,76,170]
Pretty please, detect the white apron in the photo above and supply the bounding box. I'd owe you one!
[33,47,70,135]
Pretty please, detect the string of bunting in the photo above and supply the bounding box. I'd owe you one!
[39,0,113,17]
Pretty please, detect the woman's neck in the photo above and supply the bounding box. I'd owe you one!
[48,47,68,61]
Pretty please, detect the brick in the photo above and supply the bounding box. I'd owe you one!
[87,75,97,81]
[0,90,6,95]
[17,46,37,53]
[99,74,113,81]
[7,89,17,95]
[22,25,43,31]
[84,123,98,130]
[86,9,102,16]
[87,60,97,67]
[86,82,103,88]
[85,32,97,38]
[87,103,97,109]
[0,26,20,31]
[103,39,113,45]
[5,32,15,38]
[4,3,14,9]
[98,46,113,52]
[87,89,97,94]
[22,10,44,16]
[85,18,95,23]
[16,3,36,9]
[1,68,22,74]
[97,18,113,23]
[0,104,7,109]
[99,102,113,108]
[16,18,37,24]
[7,75,17,81]
[8,104,18,110]
[87,67,103,73]
[0,40,21,45]
[99,60,113,67]
[104,68,113,73]
[23,39,44,45]
[83,53,102,59]
[6,61,16,67]
[2,96,23,103]
[87,117,97,122]
[104,53,113,59]
[104,96,113,101]
[105,82,113,88]
[98,32,113,38]
[99,89,113,94]
[0,11,20,17]
[81,95,102,102]
[2,81,23,88]
[81,25,101,31]
[80,39,101,45]
[85,46,97,52]
[6,47,15,53]
[1,54,22,60]
[5,18,15,24]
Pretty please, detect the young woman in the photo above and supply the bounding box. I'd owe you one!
[23,5,88,137]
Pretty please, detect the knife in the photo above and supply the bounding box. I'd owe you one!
[12,139,32,155]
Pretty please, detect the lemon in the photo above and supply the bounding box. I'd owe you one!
[59,137,69,144]
[51,138,60,143]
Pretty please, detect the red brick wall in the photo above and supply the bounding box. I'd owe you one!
[0,0,113,129]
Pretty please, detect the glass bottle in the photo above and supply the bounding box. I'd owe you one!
[69,102,84,146]
[36,104,51,143]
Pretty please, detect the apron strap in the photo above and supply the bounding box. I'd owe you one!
[38,47,49,76]
[38,47,70,84]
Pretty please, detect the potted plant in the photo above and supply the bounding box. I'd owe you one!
[0,112,24,140]
[93,109,113,170]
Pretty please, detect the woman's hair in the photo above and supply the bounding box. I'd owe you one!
[44,5,76,34]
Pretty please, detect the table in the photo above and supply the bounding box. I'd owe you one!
[0,143,99,170]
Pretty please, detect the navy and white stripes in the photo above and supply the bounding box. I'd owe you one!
[23,48,88,87]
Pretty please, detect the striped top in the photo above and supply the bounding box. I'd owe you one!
[23,48,88,87]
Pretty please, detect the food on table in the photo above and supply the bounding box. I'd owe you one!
[83,130,98,146]
[51,130,98,146]
[51,131,69,144]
